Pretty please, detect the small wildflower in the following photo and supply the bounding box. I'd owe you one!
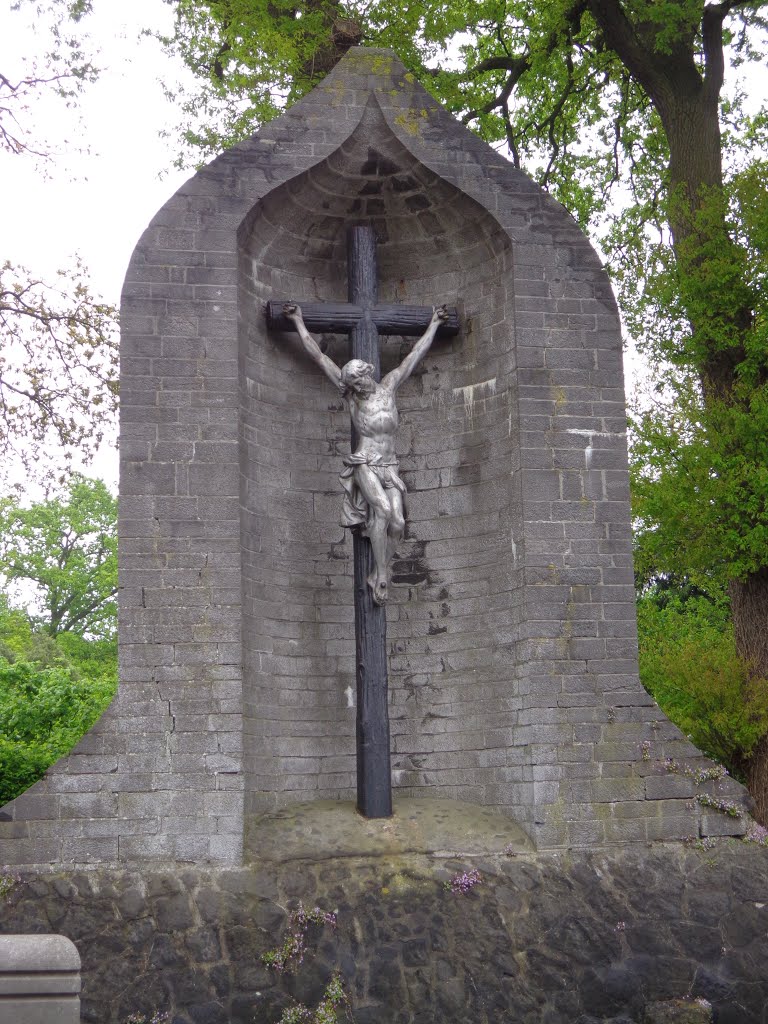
[276,972,348,1024]
[744,822,768,846]
[696,793,742,819]
[262,904,338,975]
[682,835,717,850]
[502,843,518,857]
[445,868,482,894]
[614,920,626,932]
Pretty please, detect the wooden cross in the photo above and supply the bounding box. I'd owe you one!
[267,225,458,818]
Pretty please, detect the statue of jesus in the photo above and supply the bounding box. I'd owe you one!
[282,303,449,606]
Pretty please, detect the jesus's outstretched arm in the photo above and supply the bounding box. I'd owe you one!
[282,303,342,391]
[381,305,449,393]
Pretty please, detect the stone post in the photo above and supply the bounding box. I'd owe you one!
[0,935,81,1024]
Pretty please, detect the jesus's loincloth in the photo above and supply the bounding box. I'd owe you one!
[339,451,406,532]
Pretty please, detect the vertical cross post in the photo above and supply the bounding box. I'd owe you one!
[347,225,392,818]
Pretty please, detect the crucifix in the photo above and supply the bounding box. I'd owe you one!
[266,225,458,818]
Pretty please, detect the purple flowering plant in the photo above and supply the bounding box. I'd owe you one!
[262,903,338,974]
[445,868,482,895]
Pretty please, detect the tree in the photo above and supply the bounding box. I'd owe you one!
[0,593,116,805]
[0,258,118,480]
[1,0,118,483]
[159,0,768,819]
[0,475,117,640]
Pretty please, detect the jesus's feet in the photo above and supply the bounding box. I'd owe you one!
[367,573,388,606]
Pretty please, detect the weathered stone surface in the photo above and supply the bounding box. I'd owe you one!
[1,843,767,1024]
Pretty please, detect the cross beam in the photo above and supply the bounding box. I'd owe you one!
[266,301,460,337]
[269,226,456,819]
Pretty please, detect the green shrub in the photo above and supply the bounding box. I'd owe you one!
[0,656,115,805]
[637,594,768,778]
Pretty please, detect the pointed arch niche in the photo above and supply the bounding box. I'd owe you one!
[237,100,524,824]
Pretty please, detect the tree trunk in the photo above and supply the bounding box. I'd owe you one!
[747,733,768,827]
[731,569,768,826]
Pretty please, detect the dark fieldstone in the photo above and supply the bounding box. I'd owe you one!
[118,887,146,919]
[281,867,314,897]
[208,963,231,998]
[185,927,222,962]
[581,963,643,1017]
[402,938,429,965]
[165,967,214,1004]
[689,966,737,1003]
[702,1006,749,1024]
[353,1006,389,1024]
[52,877,78,899]
[625,920,674,955]
[224,924,261,962]
[3,848,768,1023]
[232,961,273,992]
[626,953,696,1000]
[25,878,52,897]
[545,913,617,967]
[668,922,722,960]
[490,947,520,977]
[220,868,280,900]
[368,956,406,1002]
[642,997,713,1023]
[125,917,155,946]
[155,893,196,931]
[189,1001,228,1024]
[150,933,185,968]
[252,899,284,933]
[720,904,767,947]
[436,976,468,1013]
[147,874,185,897]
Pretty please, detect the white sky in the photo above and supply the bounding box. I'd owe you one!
[1,1,190,489]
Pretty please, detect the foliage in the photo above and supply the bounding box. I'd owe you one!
[0,475,117,640]
[262,905,349,1024]
[278,973,349,1024]
[0,652,116,805]
[262,904,338,974]
[0,259,118,482]
[629,174,768,591]
[0,867,22,903]
[637,592,768,779]
[0,590,116,805]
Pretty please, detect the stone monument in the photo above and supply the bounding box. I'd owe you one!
[0,46,748,867]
